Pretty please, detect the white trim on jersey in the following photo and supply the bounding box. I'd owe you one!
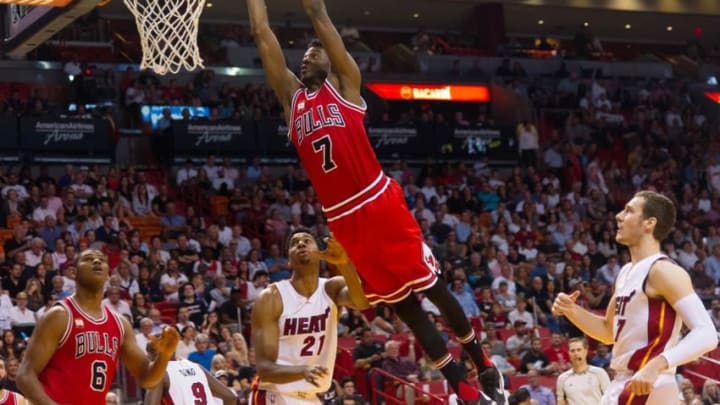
[56,300,73,348]
[325,177,390,222]
[324,80,367,113]
[322,171,384,213]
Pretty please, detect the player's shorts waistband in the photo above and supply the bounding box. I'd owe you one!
[254,387,317,400]
[322,171,390,222]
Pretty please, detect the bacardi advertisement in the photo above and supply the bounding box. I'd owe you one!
[20,117,112,152]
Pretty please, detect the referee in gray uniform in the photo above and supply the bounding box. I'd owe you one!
[556,337,610,405]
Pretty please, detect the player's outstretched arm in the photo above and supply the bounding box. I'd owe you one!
[314,237,370,310]
[142,373,169,405]
[120,317,180,389]
[16,306,67,405]
[552,290,614,345]
[644,261,717,367]
[202,368,239,405]
[301,0,362,105]
[252,286,328,385]
[247,0,302,119]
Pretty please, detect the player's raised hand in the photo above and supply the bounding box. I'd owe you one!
[302,365,329,387]
[148,326,180,358]
[311,235,350,266]
[552,290,580,317]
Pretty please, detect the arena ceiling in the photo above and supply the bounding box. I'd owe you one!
[98,0,720,43]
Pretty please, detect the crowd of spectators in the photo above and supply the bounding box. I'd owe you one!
[0,23,720,405]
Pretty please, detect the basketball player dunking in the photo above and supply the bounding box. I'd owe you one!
[17,249,180,405]
[250,228,370,405]
[0,389,29,405]
[248,0,499,402]
[143,342,238,405]
[553,191,717,404]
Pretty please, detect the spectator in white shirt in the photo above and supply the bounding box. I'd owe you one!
[1,173,29,200]
[24,238,45,268]
[0,292,14,331]
[10,292,36,327]
[202,155,220,181]
[160,260,189,302]
[102,286,132,321]
[176,159,199,186]
[135,317,154,354]
[32,195,56,223]
[508,298,535,328]
[212,169,235,194]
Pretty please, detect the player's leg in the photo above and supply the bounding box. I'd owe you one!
[422,281,494,373]
[392,293,480,403]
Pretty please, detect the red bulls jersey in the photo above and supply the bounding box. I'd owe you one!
[289,80,385,217]
[39,296,125,405]
[0,390,21,405]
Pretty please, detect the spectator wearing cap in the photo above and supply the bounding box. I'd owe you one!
[506,320,532,357]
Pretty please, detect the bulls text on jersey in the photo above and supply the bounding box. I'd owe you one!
[293,103,346,145]
[75,331,120,361]
[282,307,331,336]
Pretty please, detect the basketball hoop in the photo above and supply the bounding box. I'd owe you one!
[123,0,206,75]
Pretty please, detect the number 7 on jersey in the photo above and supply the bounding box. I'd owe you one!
[312,135,337,173]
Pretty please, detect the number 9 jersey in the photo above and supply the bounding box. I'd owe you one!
[39,297,125,405]
[163,360,217,405]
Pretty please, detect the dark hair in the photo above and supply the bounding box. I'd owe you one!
[568,336,588,348]
[307,38,323,49]
[633,191,676,241]
[509,388,531,405]
[284,226,317,256]
[340,376,355,387]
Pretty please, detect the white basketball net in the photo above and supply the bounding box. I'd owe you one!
[124,0,206,75]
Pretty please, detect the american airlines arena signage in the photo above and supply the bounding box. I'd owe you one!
[366,83,491,103]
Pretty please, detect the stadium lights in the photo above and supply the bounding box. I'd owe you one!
[625,24,632,30]
[583,22,589,27]
[666,26,672,31]
[538,19,544,25]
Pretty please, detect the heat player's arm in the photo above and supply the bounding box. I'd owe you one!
[142,373,169,405]
[202,368,239,405]
[565,296,615,345]
[252,286,308,384]
[16,306,67,405]
[301,0,363,106]
[247,0,302,118]
[646,260,718,370]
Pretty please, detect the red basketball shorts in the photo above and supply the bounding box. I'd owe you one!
[325,177,441,305]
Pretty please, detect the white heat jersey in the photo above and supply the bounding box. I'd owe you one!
[611,253,682,374]
[260,278,338,397]
[165,360,218,405]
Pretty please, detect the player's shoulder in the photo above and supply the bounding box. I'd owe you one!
[254,284,283,317]
[39,303,70,325]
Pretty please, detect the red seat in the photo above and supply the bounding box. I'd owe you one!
[154,301,176,311]
[508,375,529,390]
[448,345,462,359]
[498,329,515,341]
